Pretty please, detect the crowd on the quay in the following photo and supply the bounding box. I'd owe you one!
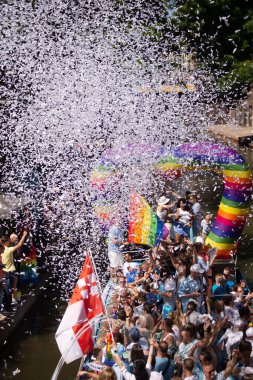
[0,205,40,321]
[77,192,253,380]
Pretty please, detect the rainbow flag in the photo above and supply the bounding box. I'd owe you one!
[128,193,164,246]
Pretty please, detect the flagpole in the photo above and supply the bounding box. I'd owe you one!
[87,249,114,338]
[51,315,104,380]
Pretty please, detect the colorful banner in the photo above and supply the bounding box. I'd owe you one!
[128,193,164,247]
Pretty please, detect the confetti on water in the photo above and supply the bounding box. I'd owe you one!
[1,0,252,299]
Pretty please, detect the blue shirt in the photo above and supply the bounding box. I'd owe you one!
[126,271,137,283]
[108,225,125,253]
[178,275,204,312]
[212,284,225,300]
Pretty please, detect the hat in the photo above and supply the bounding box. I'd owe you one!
[195,236,204,245]
[129,327,140,342]
[153,268,161,275]
[246,327,253,338]
[190,264,204,273]
[158,196,170,205]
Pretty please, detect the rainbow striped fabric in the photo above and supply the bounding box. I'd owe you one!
[128,193,164,246]
[173,143,252,260]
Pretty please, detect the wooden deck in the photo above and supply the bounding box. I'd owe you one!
[208,124,253,146]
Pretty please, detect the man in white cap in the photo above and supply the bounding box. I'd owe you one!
[178,264,205,313]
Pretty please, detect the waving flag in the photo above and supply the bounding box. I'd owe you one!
[128,193,164,246]
[55,255,104,364]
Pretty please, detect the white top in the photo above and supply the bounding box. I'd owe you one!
[178,209,192,225]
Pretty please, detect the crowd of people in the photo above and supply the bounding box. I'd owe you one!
[77,192,253,380]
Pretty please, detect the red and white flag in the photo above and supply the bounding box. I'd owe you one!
[55,254,104,364]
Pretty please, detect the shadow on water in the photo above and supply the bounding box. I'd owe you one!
[0,289,78,380]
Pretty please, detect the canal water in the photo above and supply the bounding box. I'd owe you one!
[0,141,253,379]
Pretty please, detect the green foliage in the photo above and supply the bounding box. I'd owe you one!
[172,0,253,99]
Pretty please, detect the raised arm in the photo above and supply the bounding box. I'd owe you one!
[12,230,28,252]
[167,248,180,271]
[147,337,155,367]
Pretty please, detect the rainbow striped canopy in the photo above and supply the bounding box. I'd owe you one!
[128,193,164,247]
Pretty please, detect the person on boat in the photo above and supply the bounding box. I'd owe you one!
[211,274,226,301]
[222,267,235,294]
[175,324,200,362]
[178,264,205,313]
[182,358,198,380]
[156,196,176,243]
[77,366,117,380]
[123,253,139,276]
[173,198,193,244]
[201,213,212,241]
[188,194,202,238]
[108,220,128,281]
[112,337,163,380]
[156,196,175,223]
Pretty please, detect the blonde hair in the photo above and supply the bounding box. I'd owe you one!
[215,274,223,284]
[98,367,117,380]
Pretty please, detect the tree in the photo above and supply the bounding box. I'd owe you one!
[172,0,253,101]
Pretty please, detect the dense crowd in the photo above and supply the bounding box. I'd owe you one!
[77,193,253,380]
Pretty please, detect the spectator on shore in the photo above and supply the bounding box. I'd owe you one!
[1,229,28,311]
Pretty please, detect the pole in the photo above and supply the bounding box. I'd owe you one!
[51,315,104,380]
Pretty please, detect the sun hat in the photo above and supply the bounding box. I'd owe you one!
[157,196,170,205]
[190,264,204,273]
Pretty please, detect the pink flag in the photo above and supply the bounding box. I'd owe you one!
[55,255,104,363]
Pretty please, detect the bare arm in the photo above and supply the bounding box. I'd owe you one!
[223,350,239,378]
[167,248,180,270]
[12,230,28,252]
[147,338,155,367]
[77,371,99,379]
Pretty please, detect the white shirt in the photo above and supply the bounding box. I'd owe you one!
[178,339,200,361]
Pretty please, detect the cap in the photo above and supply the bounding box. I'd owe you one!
[190,264,204,274]
[157,196,170,205]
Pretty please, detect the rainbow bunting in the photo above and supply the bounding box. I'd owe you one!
[128,193,164,247]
